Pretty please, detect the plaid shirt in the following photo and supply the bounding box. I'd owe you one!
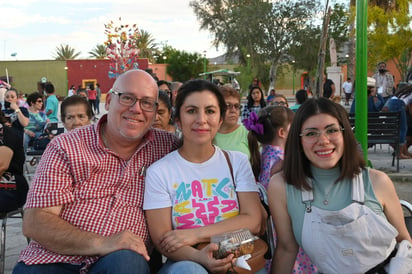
[18,115,178,271]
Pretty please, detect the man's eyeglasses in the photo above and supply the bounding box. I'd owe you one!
[36,99,43,103]
[272,101,287,106]
[226,103,242,110]
[110,89,158,112]
[300,126,344,144]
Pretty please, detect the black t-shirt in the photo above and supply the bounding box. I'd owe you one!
[323,79,334,99]
[1,124,25,176]
[3,107,29,140]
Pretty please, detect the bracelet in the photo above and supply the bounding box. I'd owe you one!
[15,109,20,113]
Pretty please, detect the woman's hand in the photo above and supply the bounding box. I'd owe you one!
[159,229,198,253]
[197,243,234,274]
[25,129,35,138]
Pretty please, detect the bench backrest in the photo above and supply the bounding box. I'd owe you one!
[348,112,401,144]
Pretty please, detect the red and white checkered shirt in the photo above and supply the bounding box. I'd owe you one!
[18,115,179,271]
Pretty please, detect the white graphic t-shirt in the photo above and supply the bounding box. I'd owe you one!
[143,146,258,229]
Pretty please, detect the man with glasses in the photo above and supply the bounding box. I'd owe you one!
[14,70,179,274]
[214,85,250,158]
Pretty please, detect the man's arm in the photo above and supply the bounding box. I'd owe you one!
[23,206,150,260]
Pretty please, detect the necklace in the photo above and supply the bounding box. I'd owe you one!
[315,179,334,206]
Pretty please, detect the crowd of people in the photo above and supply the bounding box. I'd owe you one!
[0,67,411,274]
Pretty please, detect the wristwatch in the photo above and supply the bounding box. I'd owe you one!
[14,109,20,113]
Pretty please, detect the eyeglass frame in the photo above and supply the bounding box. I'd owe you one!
[272,101,287,106]
[110,89,158,112]
[299,126,344,144]
[226,103,242,110]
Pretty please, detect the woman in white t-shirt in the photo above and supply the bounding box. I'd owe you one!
[144,79,263,274]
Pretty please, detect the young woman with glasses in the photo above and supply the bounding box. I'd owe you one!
[268,98,411,273]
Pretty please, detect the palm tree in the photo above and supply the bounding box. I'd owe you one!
[89,44,108,59]
[136,29,158,63]
[54,44,81,60]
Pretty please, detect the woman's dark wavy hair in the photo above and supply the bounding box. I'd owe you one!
[248,106,294,180]
[283,97,366,190]
[174,79,227,122]
[246,86,266,108]
[27,92,43,107]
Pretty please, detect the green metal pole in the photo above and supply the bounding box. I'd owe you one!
[355,0,368,162]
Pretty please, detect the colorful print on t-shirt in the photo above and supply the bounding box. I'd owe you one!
[172,176,239,229]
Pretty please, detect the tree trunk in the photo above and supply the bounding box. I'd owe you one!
[268,60,279,95]
[315,3,331,98]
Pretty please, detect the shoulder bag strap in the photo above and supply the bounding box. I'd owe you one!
[222,150,236,188]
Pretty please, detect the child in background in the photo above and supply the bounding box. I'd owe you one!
[244,106,317,273]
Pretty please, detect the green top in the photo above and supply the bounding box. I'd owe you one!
[286,166,384,246]
[214,125,250,159]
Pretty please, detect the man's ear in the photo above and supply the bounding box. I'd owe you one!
[105,93,112,111]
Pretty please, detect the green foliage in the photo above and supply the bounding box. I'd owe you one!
[89,44,107,59]
[367,1,412,80]
[161,46,205,82]
[54,44,81,60]
[190,0,321,89]
[136,29,158,63]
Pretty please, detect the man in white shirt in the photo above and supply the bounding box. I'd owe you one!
[342,77,353,106]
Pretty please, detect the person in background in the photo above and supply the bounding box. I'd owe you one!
[3,88,29,139]
[382,85,412,159]
[322,74,336,99]
[153,90,179,136]
[270,94,289,107]
[342,77,353,106]
[170,81,183,107]
[350,77,385,113]
[60,95,93,131]
[95,83,101,115]
[266,89,276,105]
[13,69,179,274]
[268,98,411,273]
[241,86,266,122]
[44,83,59,123]
[214,85,250,158]
[68,85,75,97]
[144,79,263,274]
[290,89,308,113]
[23,92,49,153]
[249,77,261,91]
[0,109,29,212]
[245,106,314,273]
[373,61,394,101]
[88,84,97,115]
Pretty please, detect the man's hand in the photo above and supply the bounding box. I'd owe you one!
[98,230,150,260]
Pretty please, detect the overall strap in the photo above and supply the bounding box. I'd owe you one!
[352,170,365,204]
[301,179,314,213]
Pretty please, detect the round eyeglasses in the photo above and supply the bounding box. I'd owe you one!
[110,89,158,112]
[272,101,287,106]
[300,126,344,144]
[226,103,242,110]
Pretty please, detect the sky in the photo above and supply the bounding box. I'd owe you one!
[0,0,225,61]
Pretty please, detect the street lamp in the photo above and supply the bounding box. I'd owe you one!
[203,50,207,79]
[64,66,68,94]
[163,55,167,80]
[292,60,296,95]
[246,54,251,74]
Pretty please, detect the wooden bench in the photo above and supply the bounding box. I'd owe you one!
[348,112,401,172]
